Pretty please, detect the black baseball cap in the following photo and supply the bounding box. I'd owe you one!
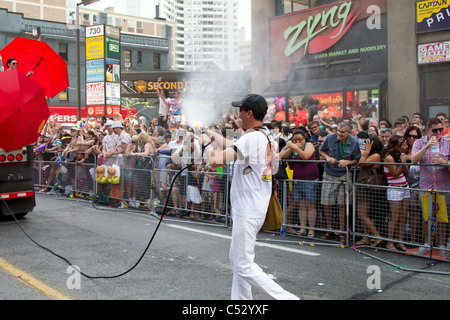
[231,94,268,114]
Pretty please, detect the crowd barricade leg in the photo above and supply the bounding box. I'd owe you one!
[353,162,449,262]
[275,164,351,246]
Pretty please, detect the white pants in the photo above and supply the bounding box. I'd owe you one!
[229,216,299,300]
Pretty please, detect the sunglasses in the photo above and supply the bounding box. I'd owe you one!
[10,62,18,65]
[431,128,444,134]
[406,134,419,139]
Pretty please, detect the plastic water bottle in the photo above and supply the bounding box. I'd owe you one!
[280,225,286,236]
[430,144,439,157]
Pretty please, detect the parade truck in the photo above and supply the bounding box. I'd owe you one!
[0,145,35,219]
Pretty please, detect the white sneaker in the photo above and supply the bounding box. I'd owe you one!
[438,246,449,259]
[416,244,431,256]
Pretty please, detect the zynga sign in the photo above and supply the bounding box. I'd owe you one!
[283,1,355,57]
[270,0,387,83]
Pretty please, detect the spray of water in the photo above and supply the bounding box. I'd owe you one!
[181,94,223,129]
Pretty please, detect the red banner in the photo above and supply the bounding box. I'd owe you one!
[48,106,136,123]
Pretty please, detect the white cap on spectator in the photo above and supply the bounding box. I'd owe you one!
[105,119,115,127]
[111,121,123,129]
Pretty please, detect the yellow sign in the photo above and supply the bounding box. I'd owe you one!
[86,36,105,60]
[416,0,449,23]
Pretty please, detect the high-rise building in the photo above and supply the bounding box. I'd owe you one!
[157,0,240,71]
[88,0,240,71]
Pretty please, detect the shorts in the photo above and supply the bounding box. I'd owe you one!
[387,184,410,201]
[420,191,449,223]
[293,179,318,203]
[321,172,349,206]
[186,185,202,204]
[122,168,133,181]
[171,114,182,123]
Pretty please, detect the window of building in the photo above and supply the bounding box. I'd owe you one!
[124,50,132,68]
[153,53,161,70]
[59,43,68,61]
[59,89,68,101]
[424,70,450,100]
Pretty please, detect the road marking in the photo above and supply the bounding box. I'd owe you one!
[0,257,73,300]
[166,224,320,257]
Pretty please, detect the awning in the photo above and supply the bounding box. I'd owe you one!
[263,73,387,97]
[288,76,355,96]
[262,80,294,97]
[346,73,387,91]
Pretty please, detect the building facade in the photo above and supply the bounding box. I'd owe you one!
[0,7,173,114]
[252,0,450,122]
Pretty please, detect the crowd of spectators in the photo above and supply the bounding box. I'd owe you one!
[32,96,450,258]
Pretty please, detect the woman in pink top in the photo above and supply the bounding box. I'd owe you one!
[382,135,410,251]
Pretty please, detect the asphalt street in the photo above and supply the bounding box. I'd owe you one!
[0,193,449,303]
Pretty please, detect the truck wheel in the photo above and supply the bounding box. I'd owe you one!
[0,212,28,220]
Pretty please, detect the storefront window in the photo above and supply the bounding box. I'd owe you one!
[345,89,379,119]
[265,88,379,127]
[424,70,450,100]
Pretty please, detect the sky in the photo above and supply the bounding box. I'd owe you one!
[84,0,251,34]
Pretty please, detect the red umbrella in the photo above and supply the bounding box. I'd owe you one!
[0,70,49,151]
[0,37,69,98]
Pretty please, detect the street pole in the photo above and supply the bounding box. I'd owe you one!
[76,0,100,121]
[76,3,81,121]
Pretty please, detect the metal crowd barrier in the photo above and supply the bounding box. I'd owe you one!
[33,155,449,261]
[352,161,450,261]
[34,155,231,228]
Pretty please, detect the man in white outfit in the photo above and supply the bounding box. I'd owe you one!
[201,94,299,300]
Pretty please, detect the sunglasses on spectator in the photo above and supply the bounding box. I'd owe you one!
[431,128,444,134]
[10,62,18,65]
[406,134,419,139]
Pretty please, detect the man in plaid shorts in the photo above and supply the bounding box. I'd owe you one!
[319,121,361,243]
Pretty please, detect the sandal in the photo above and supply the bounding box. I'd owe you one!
[308,231,315,238]
[396,243,408,252]
[297,229,307,236]
[371,239,383,247]
[356,237,371,246]
[320,232,334,240]
[386,242,397,251]
[286,227,297,234]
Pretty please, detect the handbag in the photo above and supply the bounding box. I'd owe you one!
[261,187,284,231]
[366,166,387,186]
[253,127,284,231]
[274,160,288,180]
